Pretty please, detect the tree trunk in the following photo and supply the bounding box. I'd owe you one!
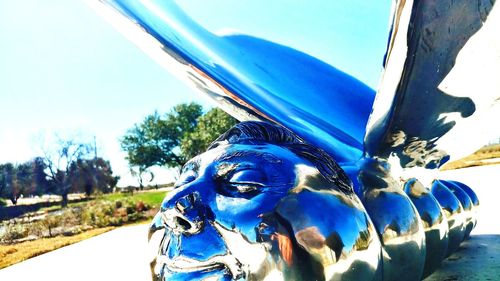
[138,172,144,190]
[172,154,184,167]
[85,184,93,197]
[61,193,68,207]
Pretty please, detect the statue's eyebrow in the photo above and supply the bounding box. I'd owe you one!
[181,159,200,174]
[214,150,279,163]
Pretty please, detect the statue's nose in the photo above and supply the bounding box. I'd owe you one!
[161,191,204,235]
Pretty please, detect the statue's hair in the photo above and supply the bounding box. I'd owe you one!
[208,121,353,193]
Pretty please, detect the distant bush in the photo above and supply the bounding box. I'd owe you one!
[80,199,149,228]
[135,201,146,212]
[28,221,45,238]
[61,208,82,227]
[41,215,63,237]
[81,201,115,228]
[115,200,123,209]
[0,223,29,243]
[0,198,7,207]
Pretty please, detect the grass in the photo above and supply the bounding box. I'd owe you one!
[101,190,167,208]
[0,227,115,269]
[441,144,500,170]
[37,189,168,214]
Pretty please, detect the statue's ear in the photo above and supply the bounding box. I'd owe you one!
[275,189,379,265]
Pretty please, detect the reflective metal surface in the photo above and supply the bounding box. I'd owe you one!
[365,0,500,168]
[145,121,480,280]
[439,180,476,239]
[92,0,380,165]
[93,0,500,170]
[356,159,426,281]
[403,178,448,278]
[91,0,492,280]
[431,180,466,256]
[150,122,383,280]
[93,0,499,167]
[446,180,480,232]
[447,180,480,208]
[446,180,479,234]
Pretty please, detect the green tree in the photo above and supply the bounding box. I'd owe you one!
[0,161,36,205]
[69,157,119,196]
[181,108,238,159]
[120,103,238,185]
[91,158,119,194]
[32,157,50,196]
[14,162,35,200]
[0,163,15,204]
[120,103,203,178]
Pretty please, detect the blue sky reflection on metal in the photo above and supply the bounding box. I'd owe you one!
[100,0,391,165]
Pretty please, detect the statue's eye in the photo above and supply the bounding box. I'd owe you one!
[228,170,266,186]
[218,169,266,198]
[175,171,196,188]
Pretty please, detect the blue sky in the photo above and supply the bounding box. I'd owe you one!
[0,0,391,186]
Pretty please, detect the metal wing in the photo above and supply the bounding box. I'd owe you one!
[365,0,500,169]
[90,0,385,165]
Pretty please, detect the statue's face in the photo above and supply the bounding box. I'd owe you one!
[152,142,306,280]
[150,142,380,280]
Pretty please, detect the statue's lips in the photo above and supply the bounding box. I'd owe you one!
[156,219,266,279]
[157,254,244,279]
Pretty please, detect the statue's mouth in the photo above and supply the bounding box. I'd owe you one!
[154,221,269,280]
[156,253,244,279]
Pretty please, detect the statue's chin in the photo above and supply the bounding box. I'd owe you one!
[161,269,233,281]
[160,253,243,278]
[156,253,244,281]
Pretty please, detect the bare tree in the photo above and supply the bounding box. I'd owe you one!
[41,136,92,207]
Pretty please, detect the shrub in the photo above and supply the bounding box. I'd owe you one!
[0,198,7,207]
[114,207,127,218]
[41,215,63,237]
[135,201,144,212]
[135,201,148,212]
[61,208,83,227]
[0,223,29,243]
[126,212,142,222]
[115,200,123,209]
[26,221,44,238]
[126,206,135,215]
[81,201,115,228]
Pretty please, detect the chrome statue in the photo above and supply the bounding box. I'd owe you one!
[149,121,382,280]
[92,0,500,280]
